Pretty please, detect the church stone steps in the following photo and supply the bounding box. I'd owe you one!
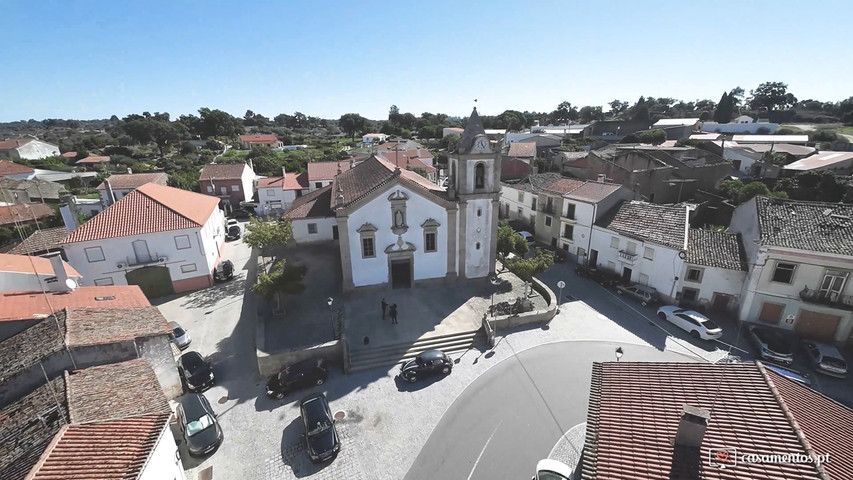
[348,329,485,372]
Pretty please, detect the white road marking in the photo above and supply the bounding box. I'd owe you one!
[466,421,502,480]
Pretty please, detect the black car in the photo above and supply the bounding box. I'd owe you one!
[225,225,241,241]
[400,349,453,383]
[747,326,794,365]
[300,393,340,463]
[228,208,253,219]
[266,357,328,399]
[575,264,619,287]
[177,394,223,457]
[179,351,215,392]
[213,260,234,282]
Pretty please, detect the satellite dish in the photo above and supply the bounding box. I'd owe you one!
[65,278,78,291]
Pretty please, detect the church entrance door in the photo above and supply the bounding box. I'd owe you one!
[391,259,412,289]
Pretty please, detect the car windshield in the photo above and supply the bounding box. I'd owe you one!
[186,414,214,436]
[308,419,332,435]
[183,355,204,371]
[173,327,186,337]
[538,472,570,480]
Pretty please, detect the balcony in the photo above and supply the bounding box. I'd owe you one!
[618,250,637,264]
[538,204,555,215]
[800,287,853,312]
[125,252,166,268]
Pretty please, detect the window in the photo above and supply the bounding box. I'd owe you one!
[565,203,576,220]
[639,273,649,285]
[220,186,227,195]
[93,277,114,286]
[610,237,619,249]
[686,268,703,282]
[174,235,191,250]
[232,184,240,192]
[85,246,105,262]
[425,232,437,252]
[626,242,637,255]
[476,242,481,250]
[361,237,375,258]
[266,189,275,196]
[681,288,699,301]
[772,262,796,284]
[545,216,552,227]
[531,198,537,211]
[477,208,482,217]
[307,223,318,234]
[643,247,654,260]
[563,224,573,240]
[517,207,523,218]
[315,182,322,189]
[475,163,485,189]
[181,264,197,273]
[206,185,213,193]
[517,191,524,202]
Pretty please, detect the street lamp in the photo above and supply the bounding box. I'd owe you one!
[556,280,566,313]
[327,297,335,339]
[615,347,624,362]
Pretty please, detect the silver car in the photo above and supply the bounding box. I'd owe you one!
[801,340,848,378]
[616,284,659,306]
[169,321,191,349]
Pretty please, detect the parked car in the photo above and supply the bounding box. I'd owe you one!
[747,326,794,365]
[213,260,234,282]
[656,306,722,340]
[226,218,239,229]
[616,284,659,306]
[518,231,535,246]
[266,357,328,399]
[228,208,252,219]
[764,364,812,386]
[179,351,215,392]
[400,349,453,383]
[575,264,619,286]
[801,340,848,378]
[225,225,241,241]
[533,459,574,480]
[177,394,224,457]
[169,321,191,349]
[300,393,340,463]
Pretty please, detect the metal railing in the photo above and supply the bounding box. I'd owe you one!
[800,287,853,312]
[617,250,637,263]
[126,252,165,267]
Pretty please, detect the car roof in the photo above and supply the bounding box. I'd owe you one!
[181,351,204,366]
[300,393,328,419]
[180,394,209,418]
[169,321,180,329]
[519,231,533,237]
[418,349,446,361]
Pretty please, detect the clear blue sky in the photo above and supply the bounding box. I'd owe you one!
[2,0,851,122]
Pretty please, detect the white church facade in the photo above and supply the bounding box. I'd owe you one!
[284,108,501,291]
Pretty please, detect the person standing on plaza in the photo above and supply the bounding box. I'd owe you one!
[390,304,398,325]
[381,298,388,319]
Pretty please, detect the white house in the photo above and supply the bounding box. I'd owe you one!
[784,151,853,175]
[60,183,225,297]
[362,133,388,144]
[0,252,82,292]
[500,173,564,230]
[238,133,283,149]
[729,196,853,345]
[257,170,309,215]
[198,163,256,207]
[97,172,169,207]
[678,228,748,313]
[285,108,502,290]
[589,201,691,301]
[0,138,60,160]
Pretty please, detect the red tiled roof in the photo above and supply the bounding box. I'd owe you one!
[596,200,688,250]
[334,155,443,207]
[508,142,536,157]
[239,133,279,143]
[0,139,34,150]
[0,159,35,175]
[8,227,69,255]
[307,160,354,181]
[283,185,333,219]
[28,413,171,480]
[581,362,842,480]
[565,182,625,203]
[63,183,220,243]
[199,163,249,181]
[75,156,110,164]
[543,177,586,195]
[60,151,77,158]
[0,285,150,321]
[0,253,80,277]
[377,150,437,173]
[258,171,309,190]
[500,158,533,180]
[0,203,55,226]
[96,172,168,190]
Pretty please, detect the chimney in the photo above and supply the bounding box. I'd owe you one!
[104,179,116,206]
[674,404,710,449]
[597,174,607,183]
[335,185,344,208]
[59,195,79,231]
[127,167,132,174]
[281,167,286,179]
[46,252,73,292]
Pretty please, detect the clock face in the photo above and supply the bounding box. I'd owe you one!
[474,137,488,152]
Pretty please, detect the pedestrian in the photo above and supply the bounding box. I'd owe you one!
[390,304,398,325]
[381,298,388,319]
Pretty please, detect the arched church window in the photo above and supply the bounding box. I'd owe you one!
[475,163,485,189]
[477,208,482,217]
[476,242,481,250]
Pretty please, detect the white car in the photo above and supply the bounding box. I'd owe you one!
[226,219,240,230]
[518,231,535,246]
[656,306,722,340]
[533,459,574,480]
[169,321,192,349]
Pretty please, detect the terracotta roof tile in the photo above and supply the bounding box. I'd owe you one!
[239,133,279,144]
[60,152,77,158]
[283,186,333,219]
[199,163,249,180]
[62,183,220,243]
[0,253,80,278]
[0,310,66,384]
[258,171,308,190]
[307,160,354,181]
[66,359,170,423]
[0,204,55,227]
[685,229,748,271]
[28,412,170,480]
[567,182,625,203]
[502,173,564,193]
[508,142,536,157]
[333,155,442,208]
[74,156,109,164]
[543,177,586,195]
[500,158,533,180]
[0,285,150,322]
[596,200,688,249]
[581,362,831,480]
[377,151,436,173]
[754,196,853,256]
[7,228,67,256]
[0,159,35,176]
[63,306,171,347]
[95,172,168,190]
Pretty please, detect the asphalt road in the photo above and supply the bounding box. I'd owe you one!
[404,341,695,480]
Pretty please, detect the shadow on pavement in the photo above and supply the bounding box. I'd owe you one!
[394,373,449,392]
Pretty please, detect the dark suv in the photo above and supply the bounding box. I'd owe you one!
[266,357,328,399]
[177,394,223,457]
[300,393,340,463]
[179,351,215,392]
[400,349,453,383]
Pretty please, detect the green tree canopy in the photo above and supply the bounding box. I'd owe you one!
[748,82,797,111]
[496,223,529,266]
[637,129,667,145]
[506,248,554,282]
[252,259,307,312]
[713,92,733,123]
[243,217,294,253]
[339,113,367,141]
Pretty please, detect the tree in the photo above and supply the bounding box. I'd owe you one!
[749,82,796,110]
[120,112,184,155]
[168,170,201,192]
[837,96,853,125]
[578,106,604,123]
[252,258,307,313]
[608,100,629,117]
[506,248,554,282]
[714,92,733,123]
[729,87,745,108]
[630,96,650,123]
[198,108,244,138]
[243,217,294,255]
[551,101,579,124]
[496,223,529,267]
[440,133,460,153]
[637,129,667,145]
[338,113,366,141]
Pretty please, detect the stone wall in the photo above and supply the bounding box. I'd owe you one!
[489,275,557,330]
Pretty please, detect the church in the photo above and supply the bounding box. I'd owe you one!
[284,108,502,291]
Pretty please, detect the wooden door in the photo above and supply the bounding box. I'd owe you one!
[758,302,784,324]
[795,310,841,342]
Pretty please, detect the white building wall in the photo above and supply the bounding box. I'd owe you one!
[259,187,298,215]
[347,185,450,287]
[557,201,595,257]
[700,122,779,134]
[138,424,186,480]
[240,166,255,203]
[198,209,226,272]
[15,140,60,160]
[679,264,746,305]
[464,198,493,279]
[291,217,337,244]
[499,185,536,224]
